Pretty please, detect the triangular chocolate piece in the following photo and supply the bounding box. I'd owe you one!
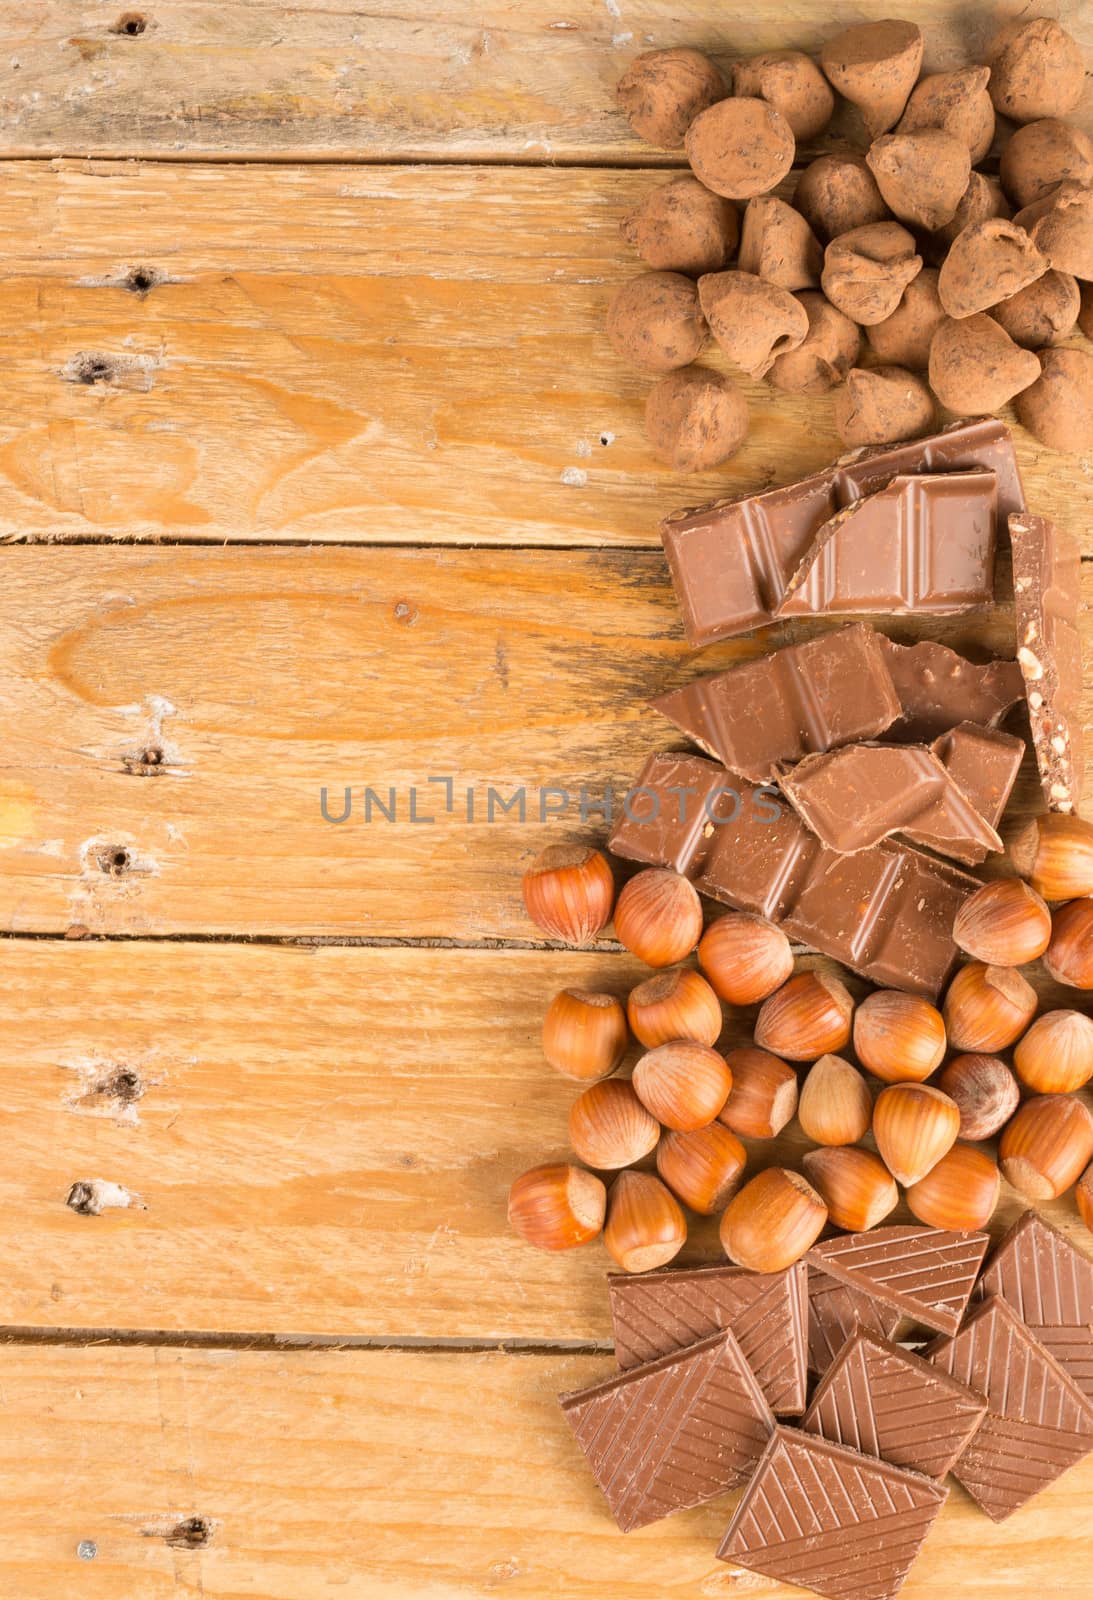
[560,1329,773,1532]
[802,1329,988,1479]
[608,1262,807,1415]
[807,1266,903,1375]
[718,1427,947,1600]
[927,1295,1093,1521]
[808,1224,989,1335]
[975,1209,1093,1403]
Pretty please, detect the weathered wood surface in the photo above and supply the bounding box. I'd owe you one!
[1,937,1087,1339]
[0,545,1089,939]
[2,2,1090,161]
[1,1343,1091,1599]
[0,161,1090,547]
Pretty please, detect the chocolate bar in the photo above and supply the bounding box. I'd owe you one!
[807,1225,989,1336]
[610,752,978,995]
[560,1329,773,1531]
[777,471,997,619]
[717,1427,948,1600]
[927,1295,1093,1522]
[1011,511,1084,814]
[930,722,1024,844]
[661,418,1025,645]
[650,623,902,782]
[801,1329,988,1480]
[807,1266,903,1377]
[879,636,1026,742]
[608,1262,808,1415]
[975,1210,1093,1404]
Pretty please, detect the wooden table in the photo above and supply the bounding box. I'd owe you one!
[0,4,1091,1595]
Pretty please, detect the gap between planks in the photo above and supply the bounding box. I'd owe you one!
[0,1325,612,1354]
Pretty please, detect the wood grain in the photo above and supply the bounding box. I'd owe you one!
[1,1342,1091,1599]
[1,937,1088,1340]
[0,545,1089,939]
[2,2,1089,160]
[0,161,1089,547]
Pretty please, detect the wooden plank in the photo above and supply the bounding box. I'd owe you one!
[3,3,1090,160]
[0,161,1089,547]
[1,937,1089,1339]
[1,1342,1091,1599]
[0,546,1090,939]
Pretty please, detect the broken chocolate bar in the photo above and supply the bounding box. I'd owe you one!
[560,1329,773,1531]
[610,751,978,995]
[927,1294,1093,1522]
[662,418,1025,645]
[1011,511,1084,814]
[930,723,1024,844]
[650,623,901,782]
[807,1225,989,1336]
[975,1209,1093,1404]
[879,637,1025,742]
[807,1266,903,1377]
[777,471,997,619]
[801,1329,988,1480]
[717,1427,947,1600]
[608,1262,808,1415]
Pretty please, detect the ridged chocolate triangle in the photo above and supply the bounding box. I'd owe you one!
[608,1262,808,1415]
[808,1224,989,1335]
[807,1266,903,1376]
[927,1294,1093,1521]
[802,1329,988,1480]
[718,1426,947,1600]
[560,1329,774,1532]
[975,1209,1093,1404]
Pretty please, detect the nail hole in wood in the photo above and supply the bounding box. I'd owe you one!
[165,1517,212,1550]
[71,355,116,386]
[96,846,132,876]
[113,12,147,35]
[123,746,166,775]
[101,1067,144,1105]
[66,1182,98,1216]
[124,266,159,294]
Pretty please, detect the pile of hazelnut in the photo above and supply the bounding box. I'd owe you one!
[607,16,1093,470]
[508,812,1093,1275]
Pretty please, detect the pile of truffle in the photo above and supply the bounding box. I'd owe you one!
[609,17,1093,470]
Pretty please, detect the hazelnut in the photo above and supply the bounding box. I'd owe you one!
[737,196,824,291]
[987,18,1084,124]
[821,222,922,325]
[568,1079,661,1170]
[732,50,835,141]
[614,868,703,967]
[719,1167,827,1272]
[1014,1010,1093,1095]
[698,269,809,377]
[1078,1162,1093,1233]
[929,172,1011,253]
[999,1093,1093,1200]
[616,48,727,149]
[1044,898,1093,989]
[604,1170,687,1273]
[937,1054,1021,1142]
[606,271,707,373]
[937,218,1049,319]
[794,154,890,243]
[754,970,854,1061]
[1000,118,1093,209]
[990,270,1080,348]
[833,365,935,448]
[897,66,995,163]
[685,96,796,200]
[905,1142,1000,1231]
[873,1082,961,1187]
[802,1146,899,1232]
[1014,347,1093,455]
[768,292,861,396]
[542,988,629,1081]
[508,1163,606,1251]
[627,966,723,1049]
[819,20,923,138]
[522,845,614,945]
[853,990,946,1084]
[621,176,740,276]
[1014,182,1093,280]
[697,912,794,1004]
[644,367,749,471]
[952,878,1052,967]
[1010,813,1093,900]
[656,1122,747,1214]
[718,1046,798,1140]
[943,962,1038,1053]
[866,129,971,232]
[631,1039,732,1131]
[928,313,1041,414]
[798,1054,873,1146]
[866,268,946,370]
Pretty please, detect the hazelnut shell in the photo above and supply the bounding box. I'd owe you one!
[987,18,1084,124]
[937,218,1049,319]
[821,221,922,326]
[644,366,749,471]
[616,48,727,148]
[606,271,707,372]
[833,364,935,447]
[768,291,861,396]
[732,50,835,141]
[928,313,1041,414]
[866,129,971,232]
[820,19,923,138]
[737,195,823,290]
[794,154,890,242]
[897,65,995,163]
[698,269,809,377]
[685,96,796,200]
[1014,347,1093,454]
[866,267,945,369]
[621,176,739,276]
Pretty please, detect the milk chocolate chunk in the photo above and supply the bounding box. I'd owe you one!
[1010,511,1084,814]
[560,1329,774,1531]
[808,1224,989,1335]
[807,1266,903,1376]
[608,1262,808,1414]
[930,723,1025,842]
[975,1209,1093,1404]
[650,623,901,781]
[802,1329,988,1480]
[927,1295,1093,1522]
[610,751,977,995]
[661,418,1024,645]
[878,636,1026,741]
[717,1427,947,1600]
[777,471,997,619]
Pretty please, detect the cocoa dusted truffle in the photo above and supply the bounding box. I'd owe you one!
[897,66,995,163]
[738,196,823,290]
[622,177,739,276]
[793,154,890,242]
[606,271,707,371]
[685,97,796,200]
[1080,283,1093,339]
[732,50,835,141]
[1014,347,1093,453]
[616,48,727,148]
[645,366,749,470]
[929,172,1011,253]
[937,218,1049,318]
[820,20,923,138]
[866,130,971,232]
[866,267,945,369]
[833,365,936,446]
[990,270,1080,348]
[987,18,1085,124]
[1014,182,1093,281]
[821,222,922,325]
[768,292,861,395]
[929,313,1041,413]
[698,270,809,376]
[1000,118,1093,209]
